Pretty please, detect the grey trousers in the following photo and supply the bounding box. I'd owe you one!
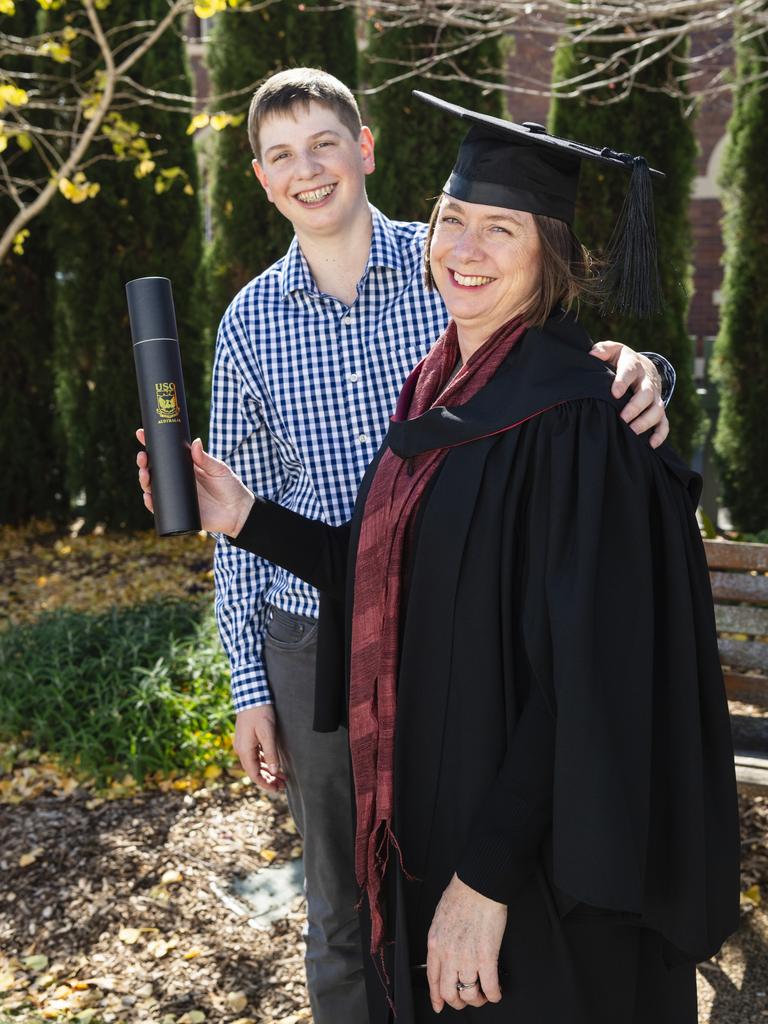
[264,605,369,1024]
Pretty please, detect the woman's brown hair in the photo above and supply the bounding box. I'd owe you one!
[423,196,600,328]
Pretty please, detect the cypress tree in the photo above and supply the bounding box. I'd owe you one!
[205,1,358,323]
[0,1,68,524]
[711,27,768,533]
[549,36,700,460]
[364,25,503,223]
[49,0,205,530]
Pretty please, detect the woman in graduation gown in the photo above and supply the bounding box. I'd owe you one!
[139,95,740,1023]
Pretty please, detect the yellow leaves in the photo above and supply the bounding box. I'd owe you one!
[102,111,148,161]
[147,937,171,958]
[203,764,222,781]
[0,743,88,804]
[741,883,762,906]
[37,39,71,63]
[186,112,210,135]
[0,0,15,15]
[178,1011,206,1024]
[154,165,193,196]
[58,172,100,205]
[1,522,215,629]
[36,0,67,9]
[18,847,44,867]
[183,947,203,960]
[16,132,32,151]
[80,90,103,121]
[62,26,77,41]
[259,848,278,863]
[135,158,156,179]
[210,112,244,131]
[12,229,30,256]
[194,0,226,18]
[0,84,29,112]
[187,111,244,134]
[226,991,248,1013]
[23,954,49,972]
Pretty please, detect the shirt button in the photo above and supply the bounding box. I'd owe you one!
[358,433,368,444]
[348,373,359,383]
[342,315,353,325]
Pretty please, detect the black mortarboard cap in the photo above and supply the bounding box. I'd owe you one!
[414,90,666,318]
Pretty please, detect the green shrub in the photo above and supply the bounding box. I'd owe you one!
[0,601,232,783]
[364,24,503,223]
[711,28,768,533]
[549,34,700,460]
[48,0,207,530]
[0,1,68,525]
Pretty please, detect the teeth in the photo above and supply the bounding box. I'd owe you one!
[296,184,335,203]
[453,272,494,287]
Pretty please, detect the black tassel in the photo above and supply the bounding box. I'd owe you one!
[600,154,663,318]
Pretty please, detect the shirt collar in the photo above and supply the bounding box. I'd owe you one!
[279,205,405,298]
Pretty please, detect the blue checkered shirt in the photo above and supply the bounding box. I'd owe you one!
[209,205,676,712]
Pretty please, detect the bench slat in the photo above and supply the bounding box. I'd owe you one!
[715,604,768,636]
[724,671,768,706]
[735,754,768,796]
[710,571,768,606]
[718,638,768,673]
[704,539,768,571]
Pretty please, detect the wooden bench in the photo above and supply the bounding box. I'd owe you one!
[704,539,768,795]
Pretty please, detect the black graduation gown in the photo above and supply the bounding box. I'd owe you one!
[232,310,740,1024]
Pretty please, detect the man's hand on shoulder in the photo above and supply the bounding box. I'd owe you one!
[234,705,285,793]
[590,341,669,449]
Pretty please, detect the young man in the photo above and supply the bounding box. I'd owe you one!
[141,69,673,1024]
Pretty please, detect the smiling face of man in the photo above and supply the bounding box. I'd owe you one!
[251,101,375,240]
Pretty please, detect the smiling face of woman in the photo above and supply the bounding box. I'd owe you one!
[429,196,543,353]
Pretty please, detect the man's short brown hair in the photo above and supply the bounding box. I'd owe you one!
[423,195,599,328]
[248,68,362,162]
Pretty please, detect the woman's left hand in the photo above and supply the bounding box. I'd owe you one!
[426,873,507,1013]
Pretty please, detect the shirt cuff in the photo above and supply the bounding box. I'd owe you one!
[230,663,273,711]
[642,352,676,406]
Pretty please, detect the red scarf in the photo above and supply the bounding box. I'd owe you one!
[349,316,527,958]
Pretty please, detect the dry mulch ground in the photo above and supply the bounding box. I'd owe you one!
[0,784,765,1024]
[0,781,310,1024]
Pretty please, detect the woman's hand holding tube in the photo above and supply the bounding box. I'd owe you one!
[426,873,507,1013]
[136,428,255,537]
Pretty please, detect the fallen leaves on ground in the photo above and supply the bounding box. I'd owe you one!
[0,783,308,1023]
[0,520,215,629]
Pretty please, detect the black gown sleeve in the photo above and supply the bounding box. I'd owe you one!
[455,678,555,905]
[456,400,739,961]
[229,496,351,601]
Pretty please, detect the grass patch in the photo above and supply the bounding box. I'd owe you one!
[0,600,233,784]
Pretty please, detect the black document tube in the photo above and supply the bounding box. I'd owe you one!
[126,276,201,536]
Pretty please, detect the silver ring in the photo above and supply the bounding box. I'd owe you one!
[456,978,479,991]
